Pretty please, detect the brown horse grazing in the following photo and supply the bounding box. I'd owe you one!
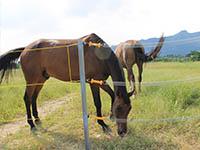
[115,34,164,94]
[0,33,133,137]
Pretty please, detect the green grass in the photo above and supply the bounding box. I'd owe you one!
[0,69,75,123]
[1,62,200,149]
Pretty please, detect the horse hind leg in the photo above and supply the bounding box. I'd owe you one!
[24,85,37,131]
[24,75,47,130]
[32,82,45,125]
[137,61,143,93]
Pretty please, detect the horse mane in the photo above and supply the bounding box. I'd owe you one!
[81,33,106,45]
[82,33,130,103]
[107,48,130,104]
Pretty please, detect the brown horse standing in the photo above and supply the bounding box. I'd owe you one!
[0,33,133,137]
[115,34,164,94]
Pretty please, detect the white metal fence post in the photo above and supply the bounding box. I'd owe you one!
[78,40,90,150]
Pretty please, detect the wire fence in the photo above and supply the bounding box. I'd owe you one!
[0,36,198,88]
[0,37,200,126]
[3,43,78,54]
[0,35,200,54]
[0,76,200,89]
[89,114,200,124]
[128,115,200,124]
[1,75,200,125]
[141,36,200,47]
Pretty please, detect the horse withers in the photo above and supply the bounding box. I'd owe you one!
[0,33,133,137]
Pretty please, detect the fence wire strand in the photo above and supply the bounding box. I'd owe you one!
[3,43,78,54]
[1,36,200,54]
[0,76,200,89]
[0,37,200,126]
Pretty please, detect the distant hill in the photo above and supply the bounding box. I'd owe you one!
[111,30,200,56]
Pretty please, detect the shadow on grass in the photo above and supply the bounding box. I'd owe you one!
[32,128,179,150]
[32,129,85,149]
[0,122,9,126]
[90,130,179,150]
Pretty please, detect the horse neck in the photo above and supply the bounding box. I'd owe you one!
[107,53,128,100]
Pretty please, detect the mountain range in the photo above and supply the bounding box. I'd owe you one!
[111,30,200,56]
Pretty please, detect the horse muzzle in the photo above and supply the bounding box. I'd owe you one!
[118,128,127,137]
[116,120,127,137]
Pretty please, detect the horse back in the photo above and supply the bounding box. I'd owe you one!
[115,40,145,68]
[20,39,109,82]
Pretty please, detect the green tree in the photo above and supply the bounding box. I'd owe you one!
[187,50,200,61]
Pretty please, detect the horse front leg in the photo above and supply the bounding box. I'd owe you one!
[100,84,115,121]
[137,61,143,93]
[90,84,111,133]
[127,67,136,95]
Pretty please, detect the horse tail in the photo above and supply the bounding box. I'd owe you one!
[0,47,25,83]
[144,33,165,62]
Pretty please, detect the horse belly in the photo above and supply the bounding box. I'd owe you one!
[41,49,80,82]
[41,48,107,82]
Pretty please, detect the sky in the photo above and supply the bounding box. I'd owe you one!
[0,0,200,53]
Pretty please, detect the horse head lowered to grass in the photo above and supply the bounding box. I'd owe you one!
[0,33,133,137]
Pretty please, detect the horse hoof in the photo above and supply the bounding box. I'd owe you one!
[31,126,37,132]
[103,126,112,134]
[35,119,42,125]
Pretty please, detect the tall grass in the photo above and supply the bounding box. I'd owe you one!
[0,69,71,123]
[1,62,200,149]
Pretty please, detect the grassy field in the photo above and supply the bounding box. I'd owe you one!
[0,69,69,123]
[0,62,200,149]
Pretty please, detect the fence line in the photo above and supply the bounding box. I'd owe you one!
[0,76,200,89]
[88,113,200,124]
[137,76,200,86]
[141,36,200,47]
[124,115,200,124]
[1,93,199,126]
[1,36,200,54]
[0,83,199,126]
[105,76,200,87]
[127,115,200,124]
[6,43,78,54]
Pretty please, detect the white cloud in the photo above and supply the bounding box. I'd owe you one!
[1,0,200,53]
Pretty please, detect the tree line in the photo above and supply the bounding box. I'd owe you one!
[155,50,200,62]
